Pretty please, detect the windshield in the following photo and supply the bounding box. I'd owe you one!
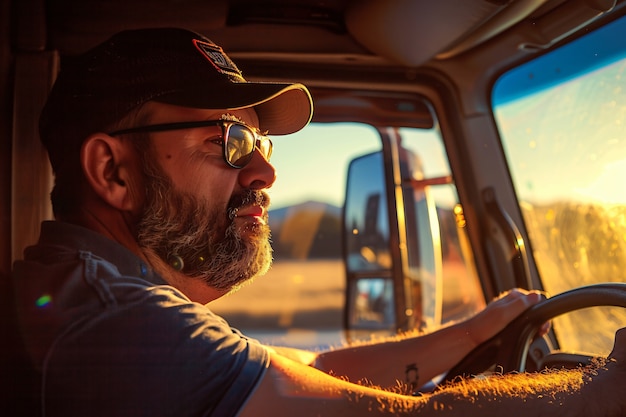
[492,16,626,355]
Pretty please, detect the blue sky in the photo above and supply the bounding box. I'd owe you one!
[495,59,626,206]
[266,123,380,210]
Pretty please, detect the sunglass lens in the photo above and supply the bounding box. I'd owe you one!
[226,124,255,168]
[258,138,272,161]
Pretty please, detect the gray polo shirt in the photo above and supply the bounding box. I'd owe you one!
[12,221,269,417]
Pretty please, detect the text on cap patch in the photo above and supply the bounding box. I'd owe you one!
[193,39,243,80]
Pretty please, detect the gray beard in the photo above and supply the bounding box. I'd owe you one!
[136,160,273,292]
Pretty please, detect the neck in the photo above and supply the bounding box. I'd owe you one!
[65,206,148,262]
[141,249,227,304]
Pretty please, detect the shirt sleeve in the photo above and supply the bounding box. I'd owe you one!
[45,284,270,417]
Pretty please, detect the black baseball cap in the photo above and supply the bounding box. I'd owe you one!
[39,27,313,173]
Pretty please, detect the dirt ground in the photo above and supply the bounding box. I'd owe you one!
[208,259,347,349]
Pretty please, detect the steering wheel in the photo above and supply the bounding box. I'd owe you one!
[441,283,626,383]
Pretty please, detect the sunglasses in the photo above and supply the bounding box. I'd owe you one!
[108,120,273,169]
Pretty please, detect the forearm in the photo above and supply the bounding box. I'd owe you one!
[423,360,620,417]
[313,321,477,390]
[373,361,615,416]
[241,351,623,417]
[313,290,546,390]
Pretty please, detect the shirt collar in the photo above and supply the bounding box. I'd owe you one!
[37,221,165,284]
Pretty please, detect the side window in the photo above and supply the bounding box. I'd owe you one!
[492,15,626,355]
[211,121,486,347]
[343,126,487,342]
[210,123,380,349]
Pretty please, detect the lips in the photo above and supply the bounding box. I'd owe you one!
[235,204,265,219]
[227,190,270,223]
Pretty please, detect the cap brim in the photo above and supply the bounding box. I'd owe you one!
[157,82,313,135]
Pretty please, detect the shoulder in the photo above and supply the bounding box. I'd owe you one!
[47,283,269,417]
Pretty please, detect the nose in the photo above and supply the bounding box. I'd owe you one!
[238,149,276,190]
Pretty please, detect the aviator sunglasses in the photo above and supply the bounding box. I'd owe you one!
[108,120,273,169]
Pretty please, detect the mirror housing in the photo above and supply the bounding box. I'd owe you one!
[343,148,443,341]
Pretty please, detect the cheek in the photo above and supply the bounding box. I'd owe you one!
[162,156,239,207]
[156,152,199,190]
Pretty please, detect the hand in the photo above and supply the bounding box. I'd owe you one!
[464,288,548,347]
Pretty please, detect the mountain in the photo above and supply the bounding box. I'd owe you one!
[268,201,343,260]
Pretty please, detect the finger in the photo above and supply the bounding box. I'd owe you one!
[499,291,550,336]
[497,289,547,306]
[495,288,526,301]
[485,291,547,331]
[537,320,551,337]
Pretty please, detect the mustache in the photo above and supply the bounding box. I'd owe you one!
[227,190,270,220]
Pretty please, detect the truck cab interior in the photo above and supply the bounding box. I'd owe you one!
[2,0,626,414]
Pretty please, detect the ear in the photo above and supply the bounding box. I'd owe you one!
[80,133,140,212]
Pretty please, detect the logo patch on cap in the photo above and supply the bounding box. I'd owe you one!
[193,39,244,80]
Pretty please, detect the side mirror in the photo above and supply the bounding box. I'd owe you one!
[343,152,395,340]
[343,149,444,341]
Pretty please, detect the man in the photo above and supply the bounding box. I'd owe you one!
[12,27,626,416]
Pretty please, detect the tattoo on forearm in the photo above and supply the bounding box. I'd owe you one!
[405,363,419,392]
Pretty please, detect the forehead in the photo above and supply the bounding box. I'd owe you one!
[144,101,260,127]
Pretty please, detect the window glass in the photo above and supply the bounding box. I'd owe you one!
[210,123,380,349]
[399,127,486,326]
[492,16,626,355]
[211,121,487,348]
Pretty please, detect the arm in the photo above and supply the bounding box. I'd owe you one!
[312,289,546,390]
[238,329,626,417]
